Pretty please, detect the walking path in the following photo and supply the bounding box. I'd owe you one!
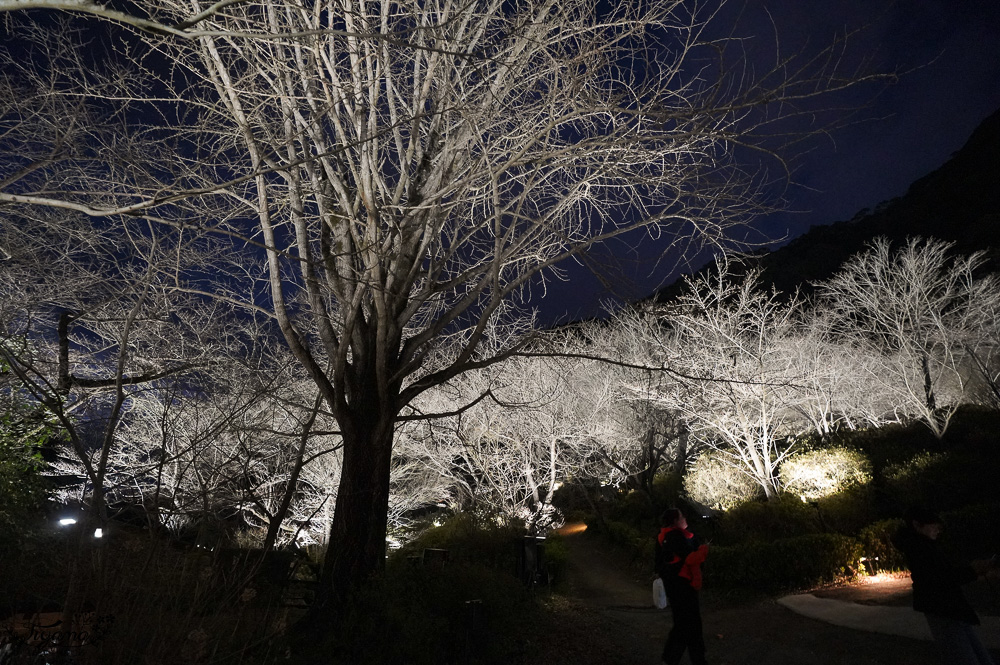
[538,524,1000,665]
[778,592,1000,648]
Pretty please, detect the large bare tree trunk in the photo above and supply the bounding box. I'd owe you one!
[309,369,399,613]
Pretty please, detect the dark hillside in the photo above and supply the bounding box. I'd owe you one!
[655,106,1000,300]
[757,106,1000,295]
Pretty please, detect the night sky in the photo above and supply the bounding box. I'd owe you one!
[2,0,998,326]
[535,0,1000,324]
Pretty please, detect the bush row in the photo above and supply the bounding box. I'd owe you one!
[706,533,864,593]
[704,500,1000,593]
[855,502,1000,575]
[327,562,534,665]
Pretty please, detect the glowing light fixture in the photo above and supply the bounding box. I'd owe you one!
[94,528,103,538]
[59,518,77,526]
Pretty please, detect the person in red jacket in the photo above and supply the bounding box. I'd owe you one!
[655,508,709,665]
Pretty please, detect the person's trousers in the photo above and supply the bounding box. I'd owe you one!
[925,613,996,665]
[662,583,706,665]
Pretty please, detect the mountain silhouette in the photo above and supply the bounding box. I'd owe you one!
[655,106,1000,301]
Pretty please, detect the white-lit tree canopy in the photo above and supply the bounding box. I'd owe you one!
[0,0,892,610]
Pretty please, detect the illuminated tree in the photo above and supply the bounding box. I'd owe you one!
[566,319,693,493]
[0,0,250,37]
[0,0,889,607]
[615,264,803,499]
[816,237,1000,437]
[0,209,224,527]
[785,309,899,437]
[408,355,576,534]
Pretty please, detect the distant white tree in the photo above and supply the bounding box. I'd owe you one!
[786,308,900,437]
[817,237,1000,437]
[401,347,645,534]
[423,355,577,534]
[0,212,223,525]
[615,264,805,499]
[572,320,694,490]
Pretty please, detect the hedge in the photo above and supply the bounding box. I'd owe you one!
[705,533,863,592]
[857,518,906,573]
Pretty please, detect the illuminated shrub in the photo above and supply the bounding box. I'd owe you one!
[779,447,871,501]
[858,518,906,572]
[684,452,761,511]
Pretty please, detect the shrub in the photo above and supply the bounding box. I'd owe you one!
[311,515,544,664]
[552,479,615,515]
[939,503,1000,560]
[540,533,569,588]
[400,512,524,572]
[600,519,647,552]
[845,422,937,475]
[328,561,534,665]
[608,487,656,525]
[857,518,906,573]
[585,517,656,571]
[879,450,1000,513]
[0,411,50,546]
[684,452,761,511]
[857,505,1000,578]
[1,526,297,665]
[710,494,820,546]
[815,484,878,536]
[706,533,863,592]
[651,472,684,510]
[779,447,871,501]
[938,406,1000,451]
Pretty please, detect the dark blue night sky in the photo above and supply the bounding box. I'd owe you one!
[2,0,997,326]
[535,0,1000,324]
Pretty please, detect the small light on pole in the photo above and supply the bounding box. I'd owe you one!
[94,528,103,538]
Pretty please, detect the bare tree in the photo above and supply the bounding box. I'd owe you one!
[616,264,804,499]
[0,208,225,526]
[785,308,899,437]
[816,237,1000,437]
[401,348,653,535]
[0,0,890,609]
[0,0,251,37]
[411,355,572,534]
[574,321,692,492]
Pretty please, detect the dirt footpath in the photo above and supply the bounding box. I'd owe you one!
[523,525,998,665]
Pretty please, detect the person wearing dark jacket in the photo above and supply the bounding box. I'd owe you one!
[655,508,709,665]
[891,507,997,665]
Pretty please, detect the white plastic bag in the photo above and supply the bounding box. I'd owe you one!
[652,577,668,609]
